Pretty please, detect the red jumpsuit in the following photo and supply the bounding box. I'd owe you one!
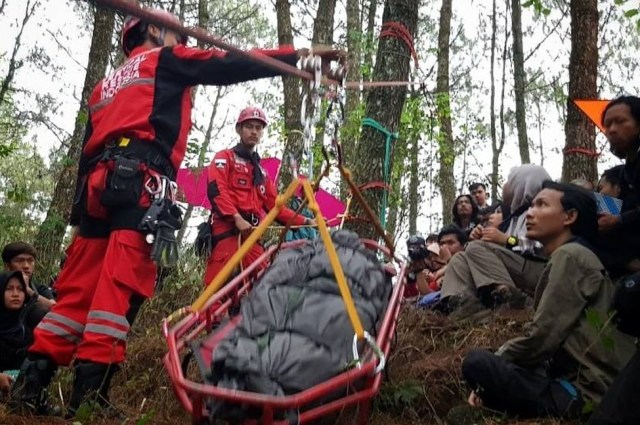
[203,145,306,286]
[30,44,298,366]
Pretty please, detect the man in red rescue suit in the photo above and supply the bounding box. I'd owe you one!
[203,107,315,286]
[11,8,337,416]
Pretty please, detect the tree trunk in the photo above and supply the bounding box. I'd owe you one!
[512,0,530,164]
[275,0,302,189]
[491,0,509,201]
[408,126,419,235]
[341,0,363,171]
[489,0,499,201]
[562,0,598,183]
[176,0,214,245]
[363,0,378,82]
[34,7,115,276]
[176,86,223,245]
[436,0,455,223]
[310,0,337,178]
[348,0,419,239]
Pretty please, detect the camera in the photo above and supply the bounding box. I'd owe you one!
[407,235,429,262]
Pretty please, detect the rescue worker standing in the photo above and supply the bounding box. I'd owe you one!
[203,107,315,286]
[11,8,337,416]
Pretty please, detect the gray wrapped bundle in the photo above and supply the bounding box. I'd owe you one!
[208,230,391,417]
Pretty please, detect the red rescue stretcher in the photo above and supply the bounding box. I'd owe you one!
[162,239,406,424]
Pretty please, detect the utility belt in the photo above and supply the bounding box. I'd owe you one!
[195,212,260,258]
[86,137,176,180]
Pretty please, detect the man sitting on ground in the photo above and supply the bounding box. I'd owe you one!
[455,182,635,423]
[2,242,55,313]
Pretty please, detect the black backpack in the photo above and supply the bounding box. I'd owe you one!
[194,218,213,258]
[612,272,640,337]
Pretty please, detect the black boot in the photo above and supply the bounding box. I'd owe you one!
[9,354,58,414]
[67,362,117,418]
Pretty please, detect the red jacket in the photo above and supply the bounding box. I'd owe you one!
[207,145,306,229]
[72,44,298,224]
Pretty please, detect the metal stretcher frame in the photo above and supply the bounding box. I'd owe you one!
[162,239,406,424]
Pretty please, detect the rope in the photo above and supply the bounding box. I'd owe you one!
[379,22,419,68]
[361,118,398,229]
[563,147,601,157]
[89,0,419,91]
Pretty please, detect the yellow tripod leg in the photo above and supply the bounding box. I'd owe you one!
[191,178,301,312]
[301,179,365,340]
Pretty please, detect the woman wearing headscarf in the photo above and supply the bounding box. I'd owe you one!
[438,165,551,320]
[0,271,39,394]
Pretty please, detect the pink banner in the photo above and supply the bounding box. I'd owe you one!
[176,158,346,223]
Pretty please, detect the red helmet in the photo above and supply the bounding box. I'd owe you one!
[236,107,268,127]
[121,8,185,57]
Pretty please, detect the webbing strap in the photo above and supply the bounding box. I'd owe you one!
[361,118,399,228]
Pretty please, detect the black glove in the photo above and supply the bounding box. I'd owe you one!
[150,223,180,268]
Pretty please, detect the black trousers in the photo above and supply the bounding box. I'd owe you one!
[587,349,640,425]
[462,349,583,419]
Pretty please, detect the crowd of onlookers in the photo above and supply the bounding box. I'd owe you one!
[404,96,640,425]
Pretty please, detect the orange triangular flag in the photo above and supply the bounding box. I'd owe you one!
[573,99,611,133]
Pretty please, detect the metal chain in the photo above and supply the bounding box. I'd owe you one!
[299,55,323,180]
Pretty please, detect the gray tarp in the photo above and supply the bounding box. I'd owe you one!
[208,230,391,418]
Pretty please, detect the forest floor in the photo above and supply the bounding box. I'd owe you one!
[0,282,578,425]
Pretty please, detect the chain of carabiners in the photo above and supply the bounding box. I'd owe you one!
[299,55,323,180]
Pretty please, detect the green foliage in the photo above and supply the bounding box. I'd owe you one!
[376,379,425,412]
[522,0,552,16]
[0,139,53,248]
[585,307,616,351]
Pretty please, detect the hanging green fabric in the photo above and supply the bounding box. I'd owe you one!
[361,117,399,229]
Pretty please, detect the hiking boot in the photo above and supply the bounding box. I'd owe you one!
[448,297,492,323]
[445,404,488,425]
[67,362,118,419]
[9,355,58,415]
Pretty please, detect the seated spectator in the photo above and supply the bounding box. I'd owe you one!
[469,182,490,210]
[452,195,480,235]
[438,224,467,255]
[405,236,448,298]
[2,243,55,321]
[594,96,640,277]
[0,272,42,395]
[437,164,550,319]
[471,201,502,231]
[597,164,624,198]
[584,96,640,425]
[458,181,635,423]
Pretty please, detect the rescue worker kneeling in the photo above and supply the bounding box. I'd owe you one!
[203,107,316,287]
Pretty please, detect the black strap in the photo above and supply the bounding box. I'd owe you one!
[212,229,239,245]
[232,143,264,186]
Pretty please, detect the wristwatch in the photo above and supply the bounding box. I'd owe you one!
[506,235,518,248]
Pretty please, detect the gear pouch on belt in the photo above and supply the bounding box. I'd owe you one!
[101,157,143,208]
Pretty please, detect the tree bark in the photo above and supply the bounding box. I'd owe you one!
[347,0,419,239]
[275,0,302,189]
[408,123,419,235]
[34,7,115,275]
[512,0,530,164]
[341,0,363,170]
[562,0,598,183]
[491,0,509,201]
[436,0,456,223]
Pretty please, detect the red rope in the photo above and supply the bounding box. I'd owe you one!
[563,147,601,158]
[379,22,419,68]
